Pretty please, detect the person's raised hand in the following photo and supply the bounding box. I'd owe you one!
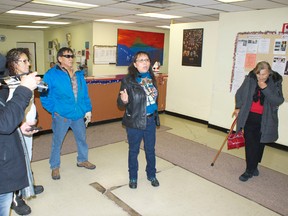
[120,89,128,104]
[20,72,41,91]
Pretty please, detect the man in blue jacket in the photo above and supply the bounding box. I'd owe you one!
[0,56,41,216]
[40,47,95,180]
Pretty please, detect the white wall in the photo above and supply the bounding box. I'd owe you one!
[92,22,170,76]
[43,22,93,73]
[211,7,288,146]
[167,21,219,121]
[43,22,170,77]
[167,7,288,146]
[0,28,44,74]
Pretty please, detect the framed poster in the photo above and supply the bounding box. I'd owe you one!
[16,42,37,71]
[182,28,203,67]
[117,29,164,66]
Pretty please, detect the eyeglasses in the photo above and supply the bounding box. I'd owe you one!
[17,59,30,64]
[136,59,150,63]
[62,54,75,59]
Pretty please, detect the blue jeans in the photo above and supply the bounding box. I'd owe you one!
[126,116,156,180]
[0,192,13,216]
[50,113,88,169]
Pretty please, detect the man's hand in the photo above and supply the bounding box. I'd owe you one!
[84,111,92,127]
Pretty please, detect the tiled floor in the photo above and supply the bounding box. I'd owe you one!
[11,114,287,216]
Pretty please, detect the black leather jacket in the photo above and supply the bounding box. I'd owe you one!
[117,74,158,130]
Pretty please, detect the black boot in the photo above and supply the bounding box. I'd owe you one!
[34,185,44,195]
[239,170,253,182]
[11,192,31,215]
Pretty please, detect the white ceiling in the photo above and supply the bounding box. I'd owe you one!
[0,0,287,29]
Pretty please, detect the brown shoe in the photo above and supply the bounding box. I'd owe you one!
[77,161,96,170]
[52,168,60,180]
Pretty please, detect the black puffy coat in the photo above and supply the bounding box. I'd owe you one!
[0,86,32,194]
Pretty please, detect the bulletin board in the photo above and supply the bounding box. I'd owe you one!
[93,45,116,65]
[230,31,288,101]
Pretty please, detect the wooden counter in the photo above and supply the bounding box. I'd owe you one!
[35,74,168,131]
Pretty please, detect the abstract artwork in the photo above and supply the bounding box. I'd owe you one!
[117,29,164,66]
[182,28,203,67]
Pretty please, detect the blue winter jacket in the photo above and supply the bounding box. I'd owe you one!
[40,65,92,120]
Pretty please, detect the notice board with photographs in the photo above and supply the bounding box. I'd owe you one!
[230,31,288,101]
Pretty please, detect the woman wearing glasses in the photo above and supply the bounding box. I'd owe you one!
[6,48,44,215]
[117,51,160,189]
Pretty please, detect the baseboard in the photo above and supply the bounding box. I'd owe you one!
[164,111,208,125]
[164,111,288,151]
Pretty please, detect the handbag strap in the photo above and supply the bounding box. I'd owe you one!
[228,117,238,136]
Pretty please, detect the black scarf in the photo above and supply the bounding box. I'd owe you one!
[253,85,265,105]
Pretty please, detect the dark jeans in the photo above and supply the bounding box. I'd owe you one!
[126,116,156,180]
[244,112,265,173]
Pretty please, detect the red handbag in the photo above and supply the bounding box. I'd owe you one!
[211,117,245,166]
[227,117,245,150]
[227,131,245,150]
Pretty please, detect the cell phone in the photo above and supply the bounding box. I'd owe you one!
[26,126,43,132]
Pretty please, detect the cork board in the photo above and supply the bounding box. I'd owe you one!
[231,31,288,101]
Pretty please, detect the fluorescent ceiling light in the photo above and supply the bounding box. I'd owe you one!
[32,0,98,9]
[17,25,49,29]
[217,0,246,2]
[95,19,134,24]
[137,13,182,19]
[156,25,170,29]
[33,21,70,25]
[6,10,58,17]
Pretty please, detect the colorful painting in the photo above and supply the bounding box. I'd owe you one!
[117,29,164,66]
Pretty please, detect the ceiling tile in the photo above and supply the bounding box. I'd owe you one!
[231,0,288,10]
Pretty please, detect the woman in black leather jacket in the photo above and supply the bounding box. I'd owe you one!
[117,51,160,189]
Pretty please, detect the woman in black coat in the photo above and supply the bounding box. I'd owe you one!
[0,66,40,216]
[233,61,284,182]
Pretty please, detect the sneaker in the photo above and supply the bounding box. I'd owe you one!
[129,179,137,189]
[77,161,96,170]
[52,168,60,180]
[34,185,44,195]
[239,171,253,182]
[147,177,160,187]
[11,193,31,215]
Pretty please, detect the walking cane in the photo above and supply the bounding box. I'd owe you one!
[211,117,237,166]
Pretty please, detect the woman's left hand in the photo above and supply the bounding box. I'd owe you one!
[21,122,40,135]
